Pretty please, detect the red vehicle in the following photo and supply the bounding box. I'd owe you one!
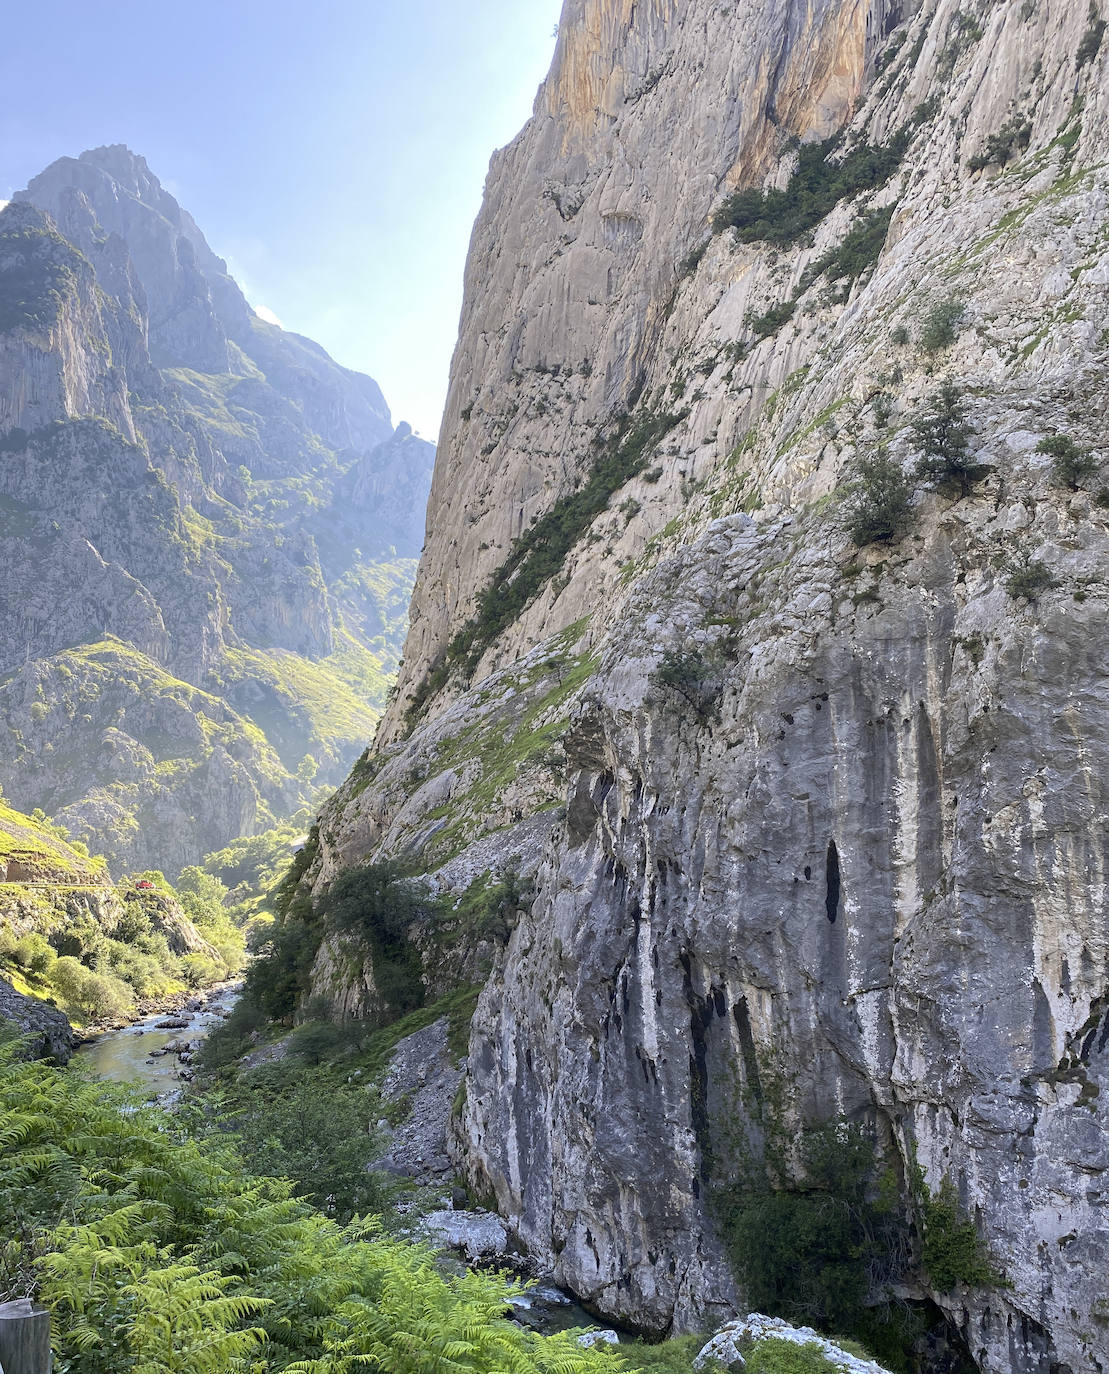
[134,879,155,890]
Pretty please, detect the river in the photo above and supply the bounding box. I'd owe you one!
[76,983,241,1096]
[74,983,618,1340]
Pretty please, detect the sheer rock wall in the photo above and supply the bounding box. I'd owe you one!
[314,2,1109,1368]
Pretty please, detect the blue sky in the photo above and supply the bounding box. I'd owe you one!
[0,1,563,440]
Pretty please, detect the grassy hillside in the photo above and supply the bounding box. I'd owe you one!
[0,795,244,1026]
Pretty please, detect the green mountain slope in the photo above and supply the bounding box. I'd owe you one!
[0,147,433,876]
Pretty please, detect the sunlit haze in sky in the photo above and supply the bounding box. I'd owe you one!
[0,1,564,441]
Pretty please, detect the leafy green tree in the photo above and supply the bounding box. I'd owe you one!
[316,862,430,1017]
[1037,433,1096,490]
[846,449,915,545]
[1004,552,1056,601]
[48,955,134,1022]
[911,381,986,496]
[177,866,231,910]
[916,1175,1002,1291]
[918,297,965,353]
[651,647,726,722]
[8,932,56,976]
[715,1123,915,1365]
[242,915,318,1022]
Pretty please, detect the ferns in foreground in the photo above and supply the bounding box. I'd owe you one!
[0,1046,623,1374]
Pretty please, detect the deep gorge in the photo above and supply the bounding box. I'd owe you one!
[2,2,1108,1372]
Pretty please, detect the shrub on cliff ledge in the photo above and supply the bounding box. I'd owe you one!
[846,449,915,545]
[917,297,965,354]
[911,381,987,496]
[406,407,684,722]
[1077,14,1106,65]
[711,131,909,246]
[652,647,726,722]
[317,860,429,1016]
[917,1175,1004,1291]
[1004,552,1056,601]
[1037,433,1096,490]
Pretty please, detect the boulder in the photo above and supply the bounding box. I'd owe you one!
[696,1315,892,1373]
[0,978,74,1062]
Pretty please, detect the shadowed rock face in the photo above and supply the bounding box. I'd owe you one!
[296,2,1108,1368]
[0,976,74,1061]
[0,150,434,875]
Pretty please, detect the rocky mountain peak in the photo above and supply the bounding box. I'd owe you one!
[0,147,434,874]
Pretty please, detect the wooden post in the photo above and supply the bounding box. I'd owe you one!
[0,1299,51,1374]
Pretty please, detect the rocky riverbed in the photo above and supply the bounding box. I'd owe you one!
[76,982,241,1097]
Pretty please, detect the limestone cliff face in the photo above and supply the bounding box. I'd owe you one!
[386,0,909,740]
[0,150,434,874]
[310,2,1109,1369]
[18,147,394,452]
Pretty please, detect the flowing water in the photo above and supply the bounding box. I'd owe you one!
[75,983,609,1337]
[76,983,241,1096]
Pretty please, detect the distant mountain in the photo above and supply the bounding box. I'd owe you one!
[0,145,433,875]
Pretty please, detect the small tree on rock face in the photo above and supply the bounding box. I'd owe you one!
[846,448,915,545]
[652,646,726,722]
[918,296,966,353]
[912,381,987,497]
[1004,551,1056,600]
[1037,433,1097,490]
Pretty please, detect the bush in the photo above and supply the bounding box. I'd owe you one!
[48,956,134,1023]
[711,131,910,246]
[911,381,987,496]
[103,940,176,999]
[180,951,222,988]
[50,913,105,962]
[286,1018,363,1066]
[918,297,965,353]
[112,904,152,943]
[1004,552,1056,600]
[618,1334,716,1372]
[806,206,894,286]
[748,300,797,338]
[846,449,915,545]
[966,117,1032,170]
[9,932,56,976]
[196,995,268,1072]
[316,862,428,1017]
[745,1339,838,1373]
[200,1062,392,1222]
[1037,433,1096,490]
[715,1123,908,1341]
[918,1176,1001,1290]
[415,407,685,708]
[1077,15,1106,65]
[652,647,726,722]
